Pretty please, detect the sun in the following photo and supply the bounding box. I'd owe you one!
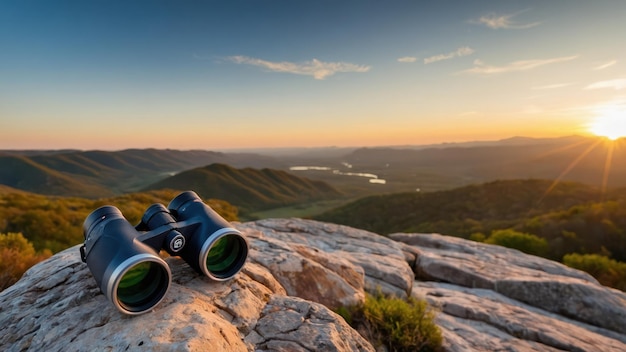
[589,114,626,140]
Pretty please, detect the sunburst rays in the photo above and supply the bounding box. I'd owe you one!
[537,137,624,205]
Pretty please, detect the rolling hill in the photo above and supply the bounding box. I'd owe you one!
[2,135,624,200]
[0,155,113,198]
[314,179,613,236]
[314,179,626,261]
[0,149,283,197]
[142,163,344,212]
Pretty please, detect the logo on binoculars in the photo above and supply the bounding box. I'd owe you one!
[170,235,185,252]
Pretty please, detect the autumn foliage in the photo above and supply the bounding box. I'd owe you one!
[0,232,51,291]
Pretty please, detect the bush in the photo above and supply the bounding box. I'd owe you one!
[469,232,486,242]
[485,229,549,256]
[0,232,52,291]
[337,292,443,352]
[563,253,626,291]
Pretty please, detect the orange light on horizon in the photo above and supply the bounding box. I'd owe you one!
[589,110,626,140]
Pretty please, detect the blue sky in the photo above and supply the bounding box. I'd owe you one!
[1,1,625,150]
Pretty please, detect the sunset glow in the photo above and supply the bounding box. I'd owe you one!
[590,113,626,141]
[1,1,625,150]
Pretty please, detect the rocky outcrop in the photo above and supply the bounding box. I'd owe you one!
[240,219,414,302]
[390,232,626,351]
[1,218,626,351]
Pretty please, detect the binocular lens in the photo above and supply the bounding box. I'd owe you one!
[202,233,248,280]
[112,256,170,314]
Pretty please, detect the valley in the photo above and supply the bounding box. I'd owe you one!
[2,135,626,292]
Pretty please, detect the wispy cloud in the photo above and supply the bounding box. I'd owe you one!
[471,11,540,29]
[227,56,370,80]
[424,47,475,64]
[397,56,418,63]
[462,55,578,74]
[585,78,626,90]
[593,60,617,70]
[532,83,575,90]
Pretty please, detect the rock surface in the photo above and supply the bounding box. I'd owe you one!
[390,232,626,351]
[1,218,625,351]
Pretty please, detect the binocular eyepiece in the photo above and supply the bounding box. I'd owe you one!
[80,191,248,315]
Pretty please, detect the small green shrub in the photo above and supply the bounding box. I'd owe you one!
[469,232,486,242]
[485,229,549,256]
[337,292,443,352]
[563,253,626,291]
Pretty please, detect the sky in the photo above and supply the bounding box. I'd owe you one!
[1,0,626,150]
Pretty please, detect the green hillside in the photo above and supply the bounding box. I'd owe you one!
[0,155,113,198]
[143,163,344,213]
[315,179,600,234]
[315,179,626,260]
[0,149,283,197]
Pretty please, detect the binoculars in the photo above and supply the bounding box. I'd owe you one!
[79,191,249,315]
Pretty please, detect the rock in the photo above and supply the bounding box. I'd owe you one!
[414,282,626,352]
[0,224,375,352]
[391,232,626,350]
[389,232,598,283]
[2,219,626,351]
[252,295,373,352]
[239,218,414,299]
[243,229,366,310]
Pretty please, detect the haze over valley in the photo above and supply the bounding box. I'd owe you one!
[2,134,624,202]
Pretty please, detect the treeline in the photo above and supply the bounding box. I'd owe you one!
[316,179,606,238]
[0,188,239,291]
[315,179,626,290]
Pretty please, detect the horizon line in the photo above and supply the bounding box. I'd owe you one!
[0,134,602,153]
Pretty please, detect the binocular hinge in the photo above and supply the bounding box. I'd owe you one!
[79,245,87,263]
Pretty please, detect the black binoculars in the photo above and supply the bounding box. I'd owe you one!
[79,191,249,315]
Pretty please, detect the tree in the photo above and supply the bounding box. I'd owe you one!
[0,232,52,291]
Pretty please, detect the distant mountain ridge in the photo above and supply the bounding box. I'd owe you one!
[341,135,626,189]
[0,149,283,198]
[143,163,343,212]
[2,135,624,200]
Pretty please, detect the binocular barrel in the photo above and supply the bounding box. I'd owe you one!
[168,191,249,281]
[80,191,248,315]
[82,206,171,315]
